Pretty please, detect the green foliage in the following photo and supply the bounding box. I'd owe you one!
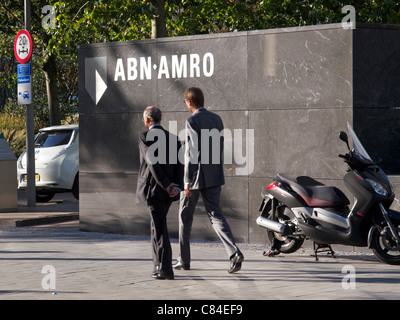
[0,97,49,157]
[1,127,26,158]
[166,0,400,34]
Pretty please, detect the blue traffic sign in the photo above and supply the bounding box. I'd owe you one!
[17,76,31,84]
[17,75,32,104]
[17,63,31,76]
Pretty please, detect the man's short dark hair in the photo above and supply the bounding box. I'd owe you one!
[184,87,204,108]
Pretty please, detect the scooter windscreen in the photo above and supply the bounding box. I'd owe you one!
[347,122,394,195]
[347,122,372,162]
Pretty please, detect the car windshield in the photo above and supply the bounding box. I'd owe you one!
[35,130,73,148]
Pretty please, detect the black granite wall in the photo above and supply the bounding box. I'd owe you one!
[78,23,400,243]
[353,25,400,175]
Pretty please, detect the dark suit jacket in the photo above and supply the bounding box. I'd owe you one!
[136,125,182,204]
[184,108,225,190]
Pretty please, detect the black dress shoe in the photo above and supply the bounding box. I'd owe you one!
[173,261,190,270]
[228,252,244,273]
[152,272,174,280]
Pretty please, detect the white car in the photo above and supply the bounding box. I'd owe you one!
[17,124,79,202]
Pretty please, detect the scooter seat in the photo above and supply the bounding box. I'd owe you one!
[277,174,350,208]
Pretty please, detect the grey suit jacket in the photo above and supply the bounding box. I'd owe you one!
[184,108,225,190]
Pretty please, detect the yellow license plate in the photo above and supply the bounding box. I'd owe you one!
[23,174,40,182]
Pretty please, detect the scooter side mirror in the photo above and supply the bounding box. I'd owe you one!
[339,131,350,150]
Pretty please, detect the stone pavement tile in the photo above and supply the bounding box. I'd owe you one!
[1,226,400,300]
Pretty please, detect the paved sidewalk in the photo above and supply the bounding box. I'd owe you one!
[1,191,399,301]
[0,223,399,301]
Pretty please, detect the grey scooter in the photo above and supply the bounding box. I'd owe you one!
[256,123,400,265]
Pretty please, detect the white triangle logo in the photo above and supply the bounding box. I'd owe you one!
[85,57,107,106]
[95,70,107,105]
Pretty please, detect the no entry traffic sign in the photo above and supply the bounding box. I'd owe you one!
[14,29,33,64]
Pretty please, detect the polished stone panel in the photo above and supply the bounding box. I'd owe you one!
[79,172,248,243]
[79,40,158,115]
[79,23,400,243]
[353,25,400,174]
[353,107,400,174]
[79,172,145,234]
[79,113,141,174]
[249,108,352,179]
[353,26,400,110]
[79,34,248,114]
[156,35,248,112]
[248,25,352,110]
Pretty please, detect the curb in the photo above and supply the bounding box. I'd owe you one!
[0,212,79,227]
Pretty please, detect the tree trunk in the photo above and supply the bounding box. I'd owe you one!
[151,0,167,39]
[42,54,60,126]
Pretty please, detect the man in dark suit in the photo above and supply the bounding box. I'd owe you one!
[173,87,244,274]
[136,106,181,280]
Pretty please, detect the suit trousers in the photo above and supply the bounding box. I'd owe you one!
[147,197,174,275]
[177,186,240,265]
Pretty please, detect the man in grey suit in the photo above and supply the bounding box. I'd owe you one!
[173,87,244,273]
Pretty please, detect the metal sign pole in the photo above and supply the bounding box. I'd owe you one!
[24,0,35,206]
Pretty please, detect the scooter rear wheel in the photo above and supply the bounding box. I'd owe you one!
[267,206,304,254]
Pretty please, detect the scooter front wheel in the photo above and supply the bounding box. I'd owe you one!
[370,225,400,265]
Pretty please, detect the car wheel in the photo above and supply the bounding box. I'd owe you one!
[36,192,55,203]
[72,173,79,200]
